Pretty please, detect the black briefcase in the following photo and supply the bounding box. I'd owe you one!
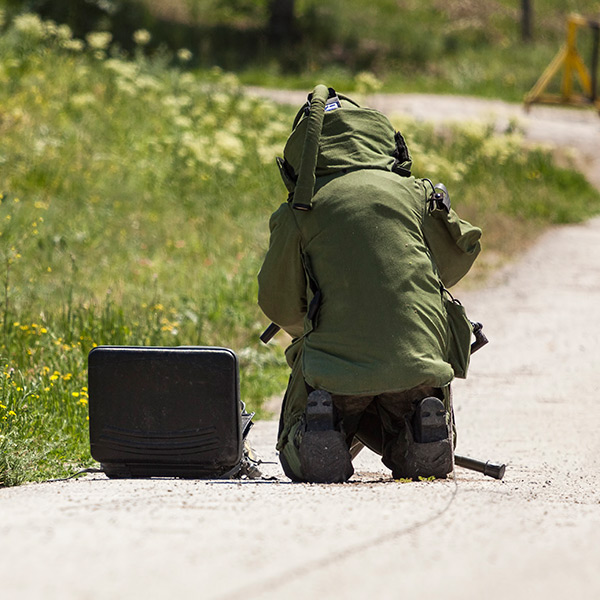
[88,346,243,479]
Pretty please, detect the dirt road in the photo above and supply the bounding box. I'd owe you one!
[2,95,600,600]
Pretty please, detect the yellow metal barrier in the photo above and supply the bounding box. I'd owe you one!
[524,13,600,112]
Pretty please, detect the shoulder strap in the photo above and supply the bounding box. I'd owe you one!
[292,84,330,211]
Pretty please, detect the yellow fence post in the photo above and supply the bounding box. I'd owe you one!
[524,13,600,113]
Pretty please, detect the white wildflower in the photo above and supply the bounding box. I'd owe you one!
[55,24,73,41]
[262,121,288,141]
[105,58,138,80]
[177,48,193,62]
[86,31,112,51]
[133,29,151,46]
[70,93,96,108]
[480,134,523,165]
[212,92,230,107]
[180,73,195,87]
[227,117,242,135]
[174,115,193,129]
[181,132,207,163]
[135,74,160,91]
[214,130,244,158]
[115,79,137,96]
[220,73,239,89]
[202,113,218,129]
[61,38,85,52]
[257,143,281,165]
[13,13,45,39]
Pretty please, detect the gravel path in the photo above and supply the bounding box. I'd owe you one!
[2,93,599,600]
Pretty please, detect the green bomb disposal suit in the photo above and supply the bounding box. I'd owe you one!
[258,86,482,480]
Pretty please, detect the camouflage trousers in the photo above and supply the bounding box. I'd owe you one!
[277,345,453,481]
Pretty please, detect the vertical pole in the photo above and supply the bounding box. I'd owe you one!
[268,0,296,45]
[591,24,599,102]
[562,17,579,100]
[521,0,533,42]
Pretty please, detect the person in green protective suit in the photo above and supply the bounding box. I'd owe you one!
[258,85,482,483]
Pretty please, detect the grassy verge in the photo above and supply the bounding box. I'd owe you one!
[0,13,599,486]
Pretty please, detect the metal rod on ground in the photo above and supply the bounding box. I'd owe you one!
[454,454,506,480]
[352,440,505,480]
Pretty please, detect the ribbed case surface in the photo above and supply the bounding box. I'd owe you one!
[88,346,242,478]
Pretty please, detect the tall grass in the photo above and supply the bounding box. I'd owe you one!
[0,12,599,486]
[0,13,292,484]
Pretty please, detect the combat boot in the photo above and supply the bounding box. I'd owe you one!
[385,396,453,480]
[298,390,354,483]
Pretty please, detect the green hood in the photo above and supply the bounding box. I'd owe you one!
[284,103,398,177]
[277,87,413,206]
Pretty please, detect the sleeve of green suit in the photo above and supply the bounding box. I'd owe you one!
[258,204,307,339]
[422,205,482,288]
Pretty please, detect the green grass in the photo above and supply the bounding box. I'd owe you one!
[0,13,599,486]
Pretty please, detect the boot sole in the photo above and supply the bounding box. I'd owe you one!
[393,396,453,480]
[300,430,354,483]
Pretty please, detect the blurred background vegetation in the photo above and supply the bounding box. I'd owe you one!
[1,0,600,98]
[0,1,599,485]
